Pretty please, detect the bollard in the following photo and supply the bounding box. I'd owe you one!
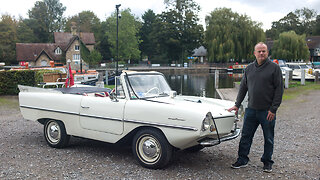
[315,71,319,83]
[215,70,219,89]
[285,70,289,89]
[289,70,293,81]
[301,70,305,85]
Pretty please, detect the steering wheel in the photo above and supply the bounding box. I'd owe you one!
[145,87,160,97]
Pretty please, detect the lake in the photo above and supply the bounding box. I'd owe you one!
[164,73,243,98]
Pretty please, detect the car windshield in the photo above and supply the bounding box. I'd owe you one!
[127,74,172,98]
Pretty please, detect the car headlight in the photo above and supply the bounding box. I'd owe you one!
[202,112,213,131]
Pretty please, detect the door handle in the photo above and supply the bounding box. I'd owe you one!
[81,105,90,109]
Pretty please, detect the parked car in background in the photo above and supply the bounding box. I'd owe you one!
[18,71,240,169]
[286,62,315,80]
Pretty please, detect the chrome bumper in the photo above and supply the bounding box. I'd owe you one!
[199,128,241,147]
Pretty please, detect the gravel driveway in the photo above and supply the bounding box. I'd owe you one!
[0,90,319,179]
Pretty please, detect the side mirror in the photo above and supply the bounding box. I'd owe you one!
[109,91,118,102]
[169,91,177,98]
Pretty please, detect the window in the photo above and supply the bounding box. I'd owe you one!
[41,60,48,66]
[55,47,62,54]
[73,54,80,60]
[75,45,80,51]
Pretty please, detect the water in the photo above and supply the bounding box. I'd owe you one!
[164,73,243,99]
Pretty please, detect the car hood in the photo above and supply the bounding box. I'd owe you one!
[146,95,235,118]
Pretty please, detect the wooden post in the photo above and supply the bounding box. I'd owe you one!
[289,70,293,81]
[315,71,319,83]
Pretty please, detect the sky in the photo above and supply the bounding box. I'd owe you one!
[0,0,319,30]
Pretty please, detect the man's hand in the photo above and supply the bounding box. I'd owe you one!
[267,111,275,121]
[227,106,239,115]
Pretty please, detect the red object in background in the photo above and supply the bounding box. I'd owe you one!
[65,64,74,87]
[20,61,26,66]
[273,59,279,64]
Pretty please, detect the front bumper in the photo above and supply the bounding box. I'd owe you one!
[199,128,241,147]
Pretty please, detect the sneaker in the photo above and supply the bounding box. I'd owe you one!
[231,161,248,169]
[263,163,272,173]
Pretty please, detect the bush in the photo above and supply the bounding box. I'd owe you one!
[0,70,36,95]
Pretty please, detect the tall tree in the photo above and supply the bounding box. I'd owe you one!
[153,0,203,63]
[16,19,37,43]
[28,0,66,42]
[64,11,102,41]
[266,8,318,39]
[139,9,158,61]
[0,15,18,65]
[205,8,265,63]
[104,9,141,62]
[312,15,320,35]
[271,31,309,61]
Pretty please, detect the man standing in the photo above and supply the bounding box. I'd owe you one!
[228,42,283,173]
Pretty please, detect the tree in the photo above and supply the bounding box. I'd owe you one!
[266,8,318,39]
[205,8,265,63]
[28,0,66,42]
[16,19,37,43]
[271,31,309,61]
[151,0,203,64]
[139,9,158,61]
[88,50,103,65]
[0,15,18,65]
[312,15,320,35]
[64,11,102,41]
[104,9,141,62]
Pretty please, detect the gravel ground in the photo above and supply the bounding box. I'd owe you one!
[0,91,319,180]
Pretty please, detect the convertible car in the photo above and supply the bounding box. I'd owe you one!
[18,71,240,169]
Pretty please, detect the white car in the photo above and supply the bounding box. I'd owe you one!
[18,71,240,169]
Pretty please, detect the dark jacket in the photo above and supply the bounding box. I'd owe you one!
[235,59,283,113]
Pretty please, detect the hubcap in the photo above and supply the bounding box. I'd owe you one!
[138,136,161,163]
[47,121,61,144]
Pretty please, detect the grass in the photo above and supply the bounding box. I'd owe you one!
[0,96,19,108]
[283,81,320,101]
[105,85,115,89]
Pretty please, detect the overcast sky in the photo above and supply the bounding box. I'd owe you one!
[1,0,319,30]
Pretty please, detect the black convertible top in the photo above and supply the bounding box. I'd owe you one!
[56,87,112,94]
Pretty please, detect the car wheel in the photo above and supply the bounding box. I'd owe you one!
[185,144,205,153]
[132,129,173,169]
[44,120,70,148]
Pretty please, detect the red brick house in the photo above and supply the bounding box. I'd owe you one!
[306,36,320,62]
[16,24,95,70]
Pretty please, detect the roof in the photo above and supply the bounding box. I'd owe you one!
[16,43,62,61]
[54,32,95,45]
[306,36,320,49]
[192,46,207,57]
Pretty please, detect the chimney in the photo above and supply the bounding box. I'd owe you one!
[71,22,77,36]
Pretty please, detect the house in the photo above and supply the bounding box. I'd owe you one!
[192,46,207,63]
[306,36,320,62]
[16,23,95,70]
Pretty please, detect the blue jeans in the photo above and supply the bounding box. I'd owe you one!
[237,108,275,165]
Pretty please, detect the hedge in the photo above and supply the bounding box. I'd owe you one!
[0,69,63,95]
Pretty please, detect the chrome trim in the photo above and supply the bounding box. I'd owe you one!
[80,114,123,122]
[20,105,198,131]
[168,117,185,121]
[124,119,198,131]
[20,105,78,116]
[199,128,241,147]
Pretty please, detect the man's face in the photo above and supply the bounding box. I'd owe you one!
[254,44,268,62]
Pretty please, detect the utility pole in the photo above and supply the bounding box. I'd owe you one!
[116,4,121,76]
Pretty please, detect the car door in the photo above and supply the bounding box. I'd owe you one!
[79,95,126,135]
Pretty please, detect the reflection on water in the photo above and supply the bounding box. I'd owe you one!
[164,73,243,99]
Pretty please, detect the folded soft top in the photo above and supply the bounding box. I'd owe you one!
[56,87,112,94]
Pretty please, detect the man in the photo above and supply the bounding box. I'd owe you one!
[228,42,283,173]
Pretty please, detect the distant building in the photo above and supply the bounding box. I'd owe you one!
[306,36,320,62]
[192,46,207,63]
[16,22,95,70]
